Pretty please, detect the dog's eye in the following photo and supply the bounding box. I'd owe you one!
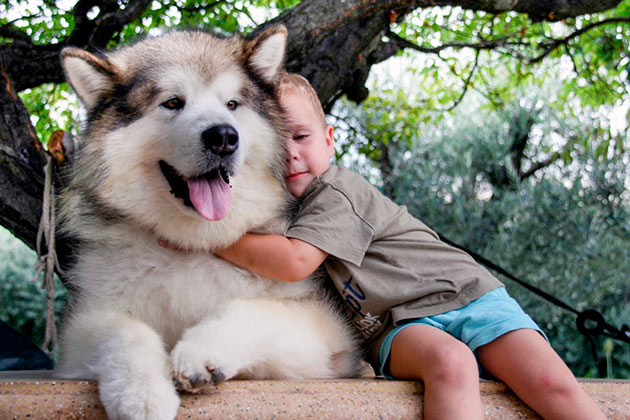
[161,97,185,110]
[226,100,239,111]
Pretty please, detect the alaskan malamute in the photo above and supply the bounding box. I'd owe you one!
[57,26,362,420]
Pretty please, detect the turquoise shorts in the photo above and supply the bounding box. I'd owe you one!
[378,287,547,378]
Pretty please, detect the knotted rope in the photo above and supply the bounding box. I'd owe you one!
[32,131,65,355]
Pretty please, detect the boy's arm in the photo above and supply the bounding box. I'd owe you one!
[215,233,328,283]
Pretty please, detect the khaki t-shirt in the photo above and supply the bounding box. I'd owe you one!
[285,165,502,356]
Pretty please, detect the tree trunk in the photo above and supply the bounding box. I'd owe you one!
[0,54,47,249]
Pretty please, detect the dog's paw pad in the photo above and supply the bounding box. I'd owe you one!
[211,369,226,384]
[171,337,240,391]
[189,374,210,389]
[173,367,222,393]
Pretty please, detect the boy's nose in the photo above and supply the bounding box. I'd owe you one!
[286,142,299,161]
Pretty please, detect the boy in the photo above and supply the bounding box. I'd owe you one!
[214,73,606,420]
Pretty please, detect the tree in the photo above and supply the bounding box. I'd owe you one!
[1,0,629,256]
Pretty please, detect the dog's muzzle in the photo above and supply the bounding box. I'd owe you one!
[160,124,240,222]
[160,160,232,222]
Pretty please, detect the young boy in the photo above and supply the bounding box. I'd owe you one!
[214,73,606,420]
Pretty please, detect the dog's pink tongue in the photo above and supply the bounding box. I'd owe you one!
[188,176,231,221]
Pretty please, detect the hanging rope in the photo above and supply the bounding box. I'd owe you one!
[438,233,630,360]
[32,131,65,355]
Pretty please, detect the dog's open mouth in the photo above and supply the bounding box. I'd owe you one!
[159,160,231,221]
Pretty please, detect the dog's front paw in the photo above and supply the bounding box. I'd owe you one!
[170,339,238,393]
[99,373,180,420]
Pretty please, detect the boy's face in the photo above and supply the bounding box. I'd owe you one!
[281,91,334,198]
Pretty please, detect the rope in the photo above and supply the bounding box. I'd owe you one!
[438,233,630,360]
[32,152,61,355]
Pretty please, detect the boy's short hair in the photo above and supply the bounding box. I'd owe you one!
[277,72,327,128]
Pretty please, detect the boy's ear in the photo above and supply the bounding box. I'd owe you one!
[326,125,335,158]
[244,25,287,84]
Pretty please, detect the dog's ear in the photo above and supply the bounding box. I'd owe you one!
[245,25,287,84]
[61,48,122,110]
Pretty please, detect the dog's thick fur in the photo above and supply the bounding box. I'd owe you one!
[57,27,362,420]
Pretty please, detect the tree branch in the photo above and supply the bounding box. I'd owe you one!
[0,24,33,43]
[520,152,559,180]
[3,0,153,91]
[446,50,480,111]
[530,17,630,64]
[387,16,630,67]
[387,30,510,55]
[71,0,153,48]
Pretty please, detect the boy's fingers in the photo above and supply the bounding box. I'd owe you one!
[158,239,180,250]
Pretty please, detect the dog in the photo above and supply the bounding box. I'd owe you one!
[56,26,363,420]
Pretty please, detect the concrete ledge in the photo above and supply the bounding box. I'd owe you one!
[1,372,629,419]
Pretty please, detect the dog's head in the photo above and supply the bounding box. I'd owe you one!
[61,27,290,249]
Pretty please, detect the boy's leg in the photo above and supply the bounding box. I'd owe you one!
[476,328,606,420]
[388,324,483,420]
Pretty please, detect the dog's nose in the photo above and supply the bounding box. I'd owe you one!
[202,124,239,156]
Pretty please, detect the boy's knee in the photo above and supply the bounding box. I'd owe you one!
[534,373,581,400]
[426,341,478,385]
[389,325,478,383]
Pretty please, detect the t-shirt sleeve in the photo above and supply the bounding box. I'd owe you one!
[285,185,374,266]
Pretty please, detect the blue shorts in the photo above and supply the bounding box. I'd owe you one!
[379,287,547,378]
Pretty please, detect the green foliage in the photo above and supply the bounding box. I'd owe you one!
[117,0,266,42]
[18,83,80,148]
[0,227,68,350]
[391,2,630,117]
[480,159,630,376]
[2,0,74,45]
[2,0,286,46]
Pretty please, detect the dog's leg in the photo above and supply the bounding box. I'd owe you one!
[58,310,180,420]
[171,298,361,391]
